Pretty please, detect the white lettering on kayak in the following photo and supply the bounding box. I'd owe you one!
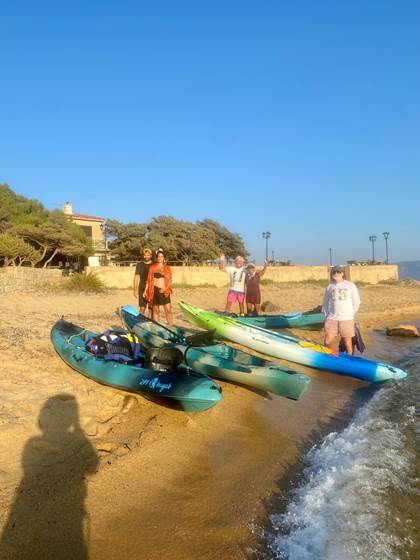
[139,377,172,392]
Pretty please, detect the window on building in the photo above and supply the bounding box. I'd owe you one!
[80,225,93,238]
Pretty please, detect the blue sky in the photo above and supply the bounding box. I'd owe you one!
[1,0,419,264]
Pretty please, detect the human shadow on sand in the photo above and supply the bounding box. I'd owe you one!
[0,393,98,560]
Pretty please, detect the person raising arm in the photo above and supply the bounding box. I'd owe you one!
[219,253,246,316]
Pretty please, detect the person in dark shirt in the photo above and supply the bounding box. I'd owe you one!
[245,260,268,316]
[133,247,153,316]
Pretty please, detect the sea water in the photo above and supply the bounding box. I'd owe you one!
[267,340,420,560]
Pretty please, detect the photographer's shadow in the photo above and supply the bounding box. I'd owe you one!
[0,394,98,560]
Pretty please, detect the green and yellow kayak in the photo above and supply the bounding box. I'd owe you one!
[179,302,408,383]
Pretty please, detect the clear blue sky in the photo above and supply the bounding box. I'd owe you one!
[1,0,419,264]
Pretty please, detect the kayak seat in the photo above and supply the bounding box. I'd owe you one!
[145,347,184,372]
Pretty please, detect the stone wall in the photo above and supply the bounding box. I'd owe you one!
[86,263,399,289]
[344,264,398,284]
[0,267,63,294]
[0,264,399,294]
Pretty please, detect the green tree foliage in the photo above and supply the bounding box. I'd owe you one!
[0,184,47,233]
[12,212,92,268]
[0,184,248,266]
[107,216,248,264]
[106,220,150,262]
[0,233,42,266]
[147,216,219,263]
[0,185,92,267]
[198,219,248,259]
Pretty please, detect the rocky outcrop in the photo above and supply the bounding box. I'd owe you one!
[261,300,281,312]
[386,324,419,337]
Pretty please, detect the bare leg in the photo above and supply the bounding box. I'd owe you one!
[246,302,253,315]
[324,333,336,349]
[238,300,245,315]
[163,303,173,325]
[341,336,353,354]
[254,303,261,315]
[139,306,146,315]
[152,305,160,323]
[225,299,233,313]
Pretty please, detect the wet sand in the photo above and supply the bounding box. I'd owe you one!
[1,283,419,559]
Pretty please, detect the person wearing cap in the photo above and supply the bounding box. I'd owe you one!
[133,247,153,316]
[322,266,361,353]
[144,248,173,325]
[219,253,247,315]
[245,260,268,316]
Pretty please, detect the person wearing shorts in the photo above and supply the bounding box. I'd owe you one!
[322,265,361,354]
[133,247,153,316]
[144,248,173,325]
[219,254,246,315]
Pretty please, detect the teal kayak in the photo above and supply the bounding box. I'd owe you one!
[51,319,222,412]
[179,302,408,383]
[120,305,311,400]
[217,310,324,329]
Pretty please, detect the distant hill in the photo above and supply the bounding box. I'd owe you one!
[398,260,420,280]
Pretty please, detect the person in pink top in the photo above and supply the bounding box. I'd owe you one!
[322,265,361,354]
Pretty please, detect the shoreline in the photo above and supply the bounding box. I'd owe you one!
[0,285,419,559]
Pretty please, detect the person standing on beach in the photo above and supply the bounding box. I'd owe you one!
[245,260,268,316]
[219,254,246,315]
[133,247,153,316]
[322,265,361,354]
[145,248,173,325]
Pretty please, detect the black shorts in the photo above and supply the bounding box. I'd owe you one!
[152,287,171,306]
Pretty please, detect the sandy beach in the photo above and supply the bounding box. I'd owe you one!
[1,282,419,559]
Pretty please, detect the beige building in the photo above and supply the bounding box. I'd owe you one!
[63,202,107,266]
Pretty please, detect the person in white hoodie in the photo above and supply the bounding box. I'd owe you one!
[322,265,361,354]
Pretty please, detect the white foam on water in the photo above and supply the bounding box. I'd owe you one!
[270,387,416,560]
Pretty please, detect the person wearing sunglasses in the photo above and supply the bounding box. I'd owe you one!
[322,265,361,354]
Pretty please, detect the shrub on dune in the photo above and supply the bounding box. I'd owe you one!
[64,272,106,293]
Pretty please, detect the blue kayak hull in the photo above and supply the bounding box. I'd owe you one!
[51,319,222,412]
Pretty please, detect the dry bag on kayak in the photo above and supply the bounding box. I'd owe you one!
[86,330,143,363]
[339,325,366,354]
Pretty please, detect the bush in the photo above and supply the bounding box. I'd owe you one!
[296,279,329,287]
[172,282,217,289]
[260,278,277,285]
[64,272,106,293]
[377,279,401,286]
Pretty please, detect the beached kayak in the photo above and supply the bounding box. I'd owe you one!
[51,318,222,412]
[119,305,311,400]
[217,310,324,329]
[179,302,408,383]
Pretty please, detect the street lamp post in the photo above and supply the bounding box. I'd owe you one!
[100,222,108,265]
[262,231,271,261]
[382,232,390,264]
[368,235,377,263]
[329,248,332,266]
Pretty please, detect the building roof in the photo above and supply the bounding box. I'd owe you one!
[70,212,105,222]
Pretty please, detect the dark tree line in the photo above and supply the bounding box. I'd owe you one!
[0,184,248,266]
